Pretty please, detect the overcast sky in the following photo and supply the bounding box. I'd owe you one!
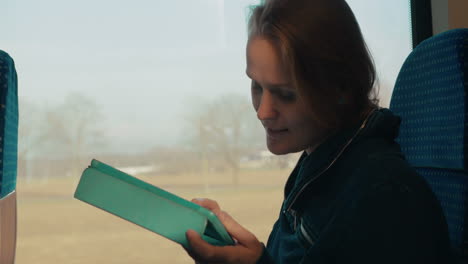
[1,0,411,154]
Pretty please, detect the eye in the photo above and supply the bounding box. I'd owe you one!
[251,81,262,94]
[275,89,296,102]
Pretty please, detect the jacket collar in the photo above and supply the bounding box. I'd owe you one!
[283,108,401,211]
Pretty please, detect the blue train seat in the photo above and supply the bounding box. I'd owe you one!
[0,50,19,264]
[390,28,468,263]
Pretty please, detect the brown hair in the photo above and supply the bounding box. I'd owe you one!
[248,0,379,130]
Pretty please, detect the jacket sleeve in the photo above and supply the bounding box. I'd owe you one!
[256,245,276,264]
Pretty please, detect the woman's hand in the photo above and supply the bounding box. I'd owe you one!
[185,198,264,264]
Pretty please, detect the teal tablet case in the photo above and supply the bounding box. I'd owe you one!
[74,159,234,248]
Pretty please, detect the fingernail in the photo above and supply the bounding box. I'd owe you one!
[194,198,205,202]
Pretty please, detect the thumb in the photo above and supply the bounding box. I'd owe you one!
[185,229,213,256]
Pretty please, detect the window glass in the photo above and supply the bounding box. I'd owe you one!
[348,0,413,106]
[1,0,411,263]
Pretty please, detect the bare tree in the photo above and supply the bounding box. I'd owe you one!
[42,92,106,176]
[187,94,263,185]
[18,99,49,181]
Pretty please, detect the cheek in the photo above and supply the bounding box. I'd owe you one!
[290,112,318,133]
[297,116,325,142]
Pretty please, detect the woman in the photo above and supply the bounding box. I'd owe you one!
[184,0,453,263]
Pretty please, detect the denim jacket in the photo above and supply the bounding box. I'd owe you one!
[256,108,453,264]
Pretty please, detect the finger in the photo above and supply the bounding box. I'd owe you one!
[186,229,233,263]
[215,211,259,248]
[191,198,221,211]
[182,245,200,262]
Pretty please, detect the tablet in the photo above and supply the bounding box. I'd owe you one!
[74,159,234,248]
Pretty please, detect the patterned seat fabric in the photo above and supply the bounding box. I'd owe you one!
[390,28,468,263]
[0,51,19,199]
[0,50,19,264]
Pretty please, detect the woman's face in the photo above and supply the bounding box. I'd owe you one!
[246,36,328,155]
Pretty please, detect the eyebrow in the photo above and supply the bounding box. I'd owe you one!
[245,71,290,88]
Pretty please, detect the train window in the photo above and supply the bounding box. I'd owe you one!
[350,0,413,106]
[1,0,411,263]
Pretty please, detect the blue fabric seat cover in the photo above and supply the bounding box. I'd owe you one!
[0,50,19,199]
[390,28,468,261]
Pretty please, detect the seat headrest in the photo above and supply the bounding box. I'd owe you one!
[390,29,468,170]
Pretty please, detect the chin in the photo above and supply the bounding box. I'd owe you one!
[267,148,289,155]
[266,142,299,155]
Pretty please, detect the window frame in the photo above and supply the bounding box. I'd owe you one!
[410,0,433,48]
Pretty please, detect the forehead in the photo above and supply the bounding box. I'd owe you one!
[246,37,288,85]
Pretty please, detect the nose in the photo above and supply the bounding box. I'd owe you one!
[257,90,278,121]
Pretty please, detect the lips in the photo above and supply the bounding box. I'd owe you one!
[266,128,289,139]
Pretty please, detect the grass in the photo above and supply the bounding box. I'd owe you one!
[15,169,291,264]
